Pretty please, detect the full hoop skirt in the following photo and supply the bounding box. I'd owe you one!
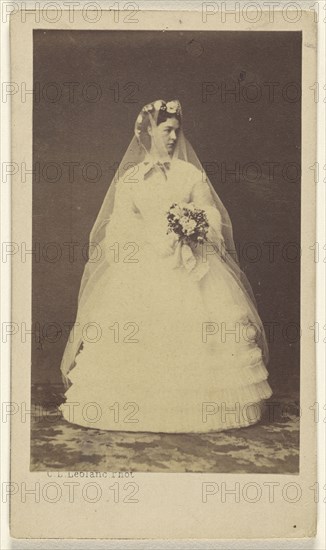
[59,237,272,433]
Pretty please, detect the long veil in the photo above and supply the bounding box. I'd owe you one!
[60,99,269,388]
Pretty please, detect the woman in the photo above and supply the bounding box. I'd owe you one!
[59,99,272,433]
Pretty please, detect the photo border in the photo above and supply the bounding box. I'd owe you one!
[9,6,317,540]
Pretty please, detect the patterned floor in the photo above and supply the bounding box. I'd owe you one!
[30,385,299,473]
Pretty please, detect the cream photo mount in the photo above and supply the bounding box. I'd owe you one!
[10,7,317,540]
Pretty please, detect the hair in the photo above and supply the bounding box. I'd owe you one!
[156,109,182,127]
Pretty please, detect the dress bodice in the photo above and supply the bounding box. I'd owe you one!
[132,159,195,220]
[107,158,224,243]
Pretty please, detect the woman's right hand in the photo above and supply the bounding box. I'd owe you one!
[150,231,179,258]
[160,233,179,257]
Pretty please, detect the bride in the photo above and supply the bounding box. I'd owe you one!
[59,99,272,433]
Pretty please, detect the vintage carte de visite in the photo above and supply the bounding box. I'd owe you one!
[9,5,318,541]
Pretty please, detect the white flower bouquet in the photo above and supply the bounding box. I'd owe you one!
[166,202,209,245]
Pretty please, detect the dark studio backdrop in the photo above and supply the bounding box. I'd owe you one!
[32,30,301,396]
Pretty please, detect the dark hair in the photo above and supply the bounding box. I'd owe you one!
[156,109,182,126]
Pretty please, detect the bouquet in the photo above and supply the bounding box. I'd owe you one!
[166,202,209,245]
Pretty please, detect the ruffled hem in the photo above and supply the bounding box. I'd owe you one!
[59,381,272,433]
[59,343,273,433]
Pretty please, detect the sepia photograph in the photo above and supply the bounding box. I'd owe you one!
[7,5,320,541]
[30,28,301,474]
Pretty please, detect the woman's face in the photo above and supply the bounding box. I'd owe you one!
[150,117,181,156]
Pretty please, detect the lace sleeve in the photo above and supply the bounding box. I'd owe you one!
[190,170,224,245]
[104,180,143,251]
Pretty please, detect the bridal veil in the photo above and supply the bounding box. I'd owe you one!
[60,99,269,387]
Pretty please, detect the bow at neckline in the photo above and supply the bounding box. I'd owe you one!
[143,158,172,180]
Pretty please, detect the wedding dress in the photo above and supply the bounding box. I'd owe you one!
[59,99,272,433]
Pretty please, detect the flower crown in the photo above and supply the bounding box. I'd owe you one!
[135,99,182,137]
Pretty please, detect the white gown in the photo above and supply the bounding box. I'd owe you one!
[59,158,272,433]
